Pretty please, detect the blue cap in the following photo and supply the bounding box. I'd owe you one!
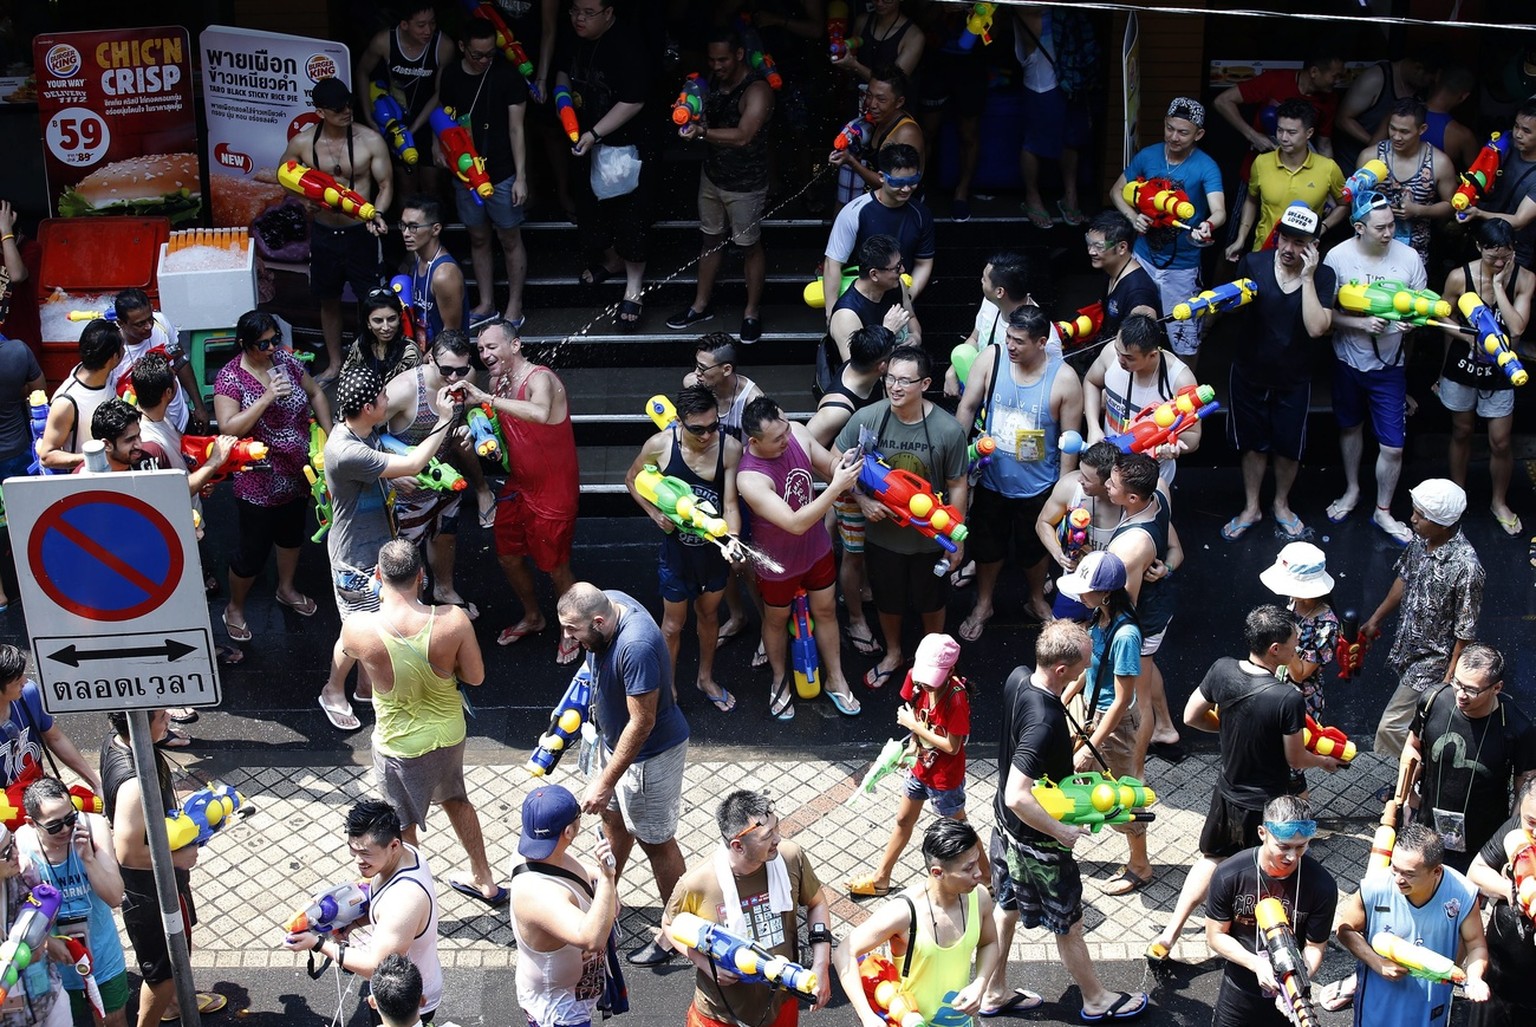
[519,785,581,859]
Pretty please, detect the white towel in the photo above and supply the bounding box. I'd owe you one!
[713,844,793,937]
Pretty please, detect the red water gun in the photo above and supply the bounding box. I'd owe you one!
[0,779,101,832]
[1334,610,1369,679]
[462,0,541,100]
[181,435,270,480]
[1302,716,1356,764]
[834,114,874,152]
[1065,383,1218,456]
[389,274,420,345]
[1123,176,1195,230]
[277,160,378,223]
[858,952,924,1027]
[1453,131,1508,221]
[430,106,494,204]
[858,452,968,554]
[1055,302,1104,351]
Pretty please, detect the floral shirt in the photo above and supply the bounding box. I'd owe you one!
[1388,530,1484,693]
[1292,602,1340,718]
[213,348,311,506]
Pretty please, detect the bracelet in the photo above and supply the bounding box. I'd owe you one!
[1,234,13,243]
[336,942,347,972]
[591,129,604,144]
[312,935,325,953]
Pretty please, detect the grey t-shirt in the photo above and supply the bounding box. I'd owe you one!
[835,401,969,555]
[324,424,393,573]
[0,337,42,461]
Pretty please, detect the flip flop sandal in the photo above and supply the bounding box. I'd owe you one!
[828,689,861,716]
[318,696,362,732]
[751,642,768,668]
[980,989,1045,1017]
[1274,513,1307,539]
[1057,200,1086,226]
[221,612,252,643]
[843,623,882,655]
[1080,991,1149,1022]
[701,686,736,713]
[863,664,898,690]
[158,729,193,749]
[556,635,582,664]
[769,677,795,720]
[846,874,890,898]
[1102,867,1154,896]
[276,593,318,617]
[448,879,510,907]
[1220,516,1261,541]
[497,623,546,646]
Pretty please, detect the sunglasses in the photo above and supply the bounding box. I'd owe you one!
[730,806,775,842]
[1263,819,1318,841]
[252,336,278,351]
[683,420,721,437]
[41,811,77,836]
[437,363,473,378]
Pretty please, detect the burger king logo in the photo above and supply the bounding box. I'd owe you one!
[305,54,339,83]
[44,44,82,79]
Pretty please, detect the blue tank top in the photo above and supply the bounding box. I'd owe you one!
[1354,867,1476,1027]
[411,250,470,345]
[1422,111,1451,154]
[22,838,127,988]
[978,352,1063,499]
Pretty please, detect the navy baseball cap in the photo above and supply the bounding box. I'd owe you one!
[519,786,581,859]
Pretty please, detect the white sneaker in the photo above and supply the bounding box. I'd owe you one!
[1372,509,1413,546]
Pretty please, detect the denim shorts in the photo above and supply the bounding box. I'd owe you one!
[904,770,968,817]
[454,174,526,231]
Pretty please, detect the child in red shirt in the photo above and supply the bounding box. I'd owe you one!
[848,633,990,896]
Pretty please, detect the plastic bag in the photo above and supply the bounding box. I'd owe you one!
[590,143,642,200]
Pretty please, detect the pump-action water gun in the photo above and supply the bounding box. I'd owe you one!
[959,3,997,50]
[467,402,508,470]
[1459,290,1529,386]
[165,783,245,850]
[1506,828,1536,922]
[803,268,911,309]
[790,590,820,699]
[1255,897,1319,1027]
[735,17,783,90]
[967,435,996,474]
[1302,716,1356,764]
[0,884,60,1006]
[635,464,728,539]
[668,912,818,994]
[278,160,378,223]
[1335,609,1369,679]
[378,432,468,493]
[180,434,270,481]
[1123,176,1195,229]
[1371,932,1467,985]
[1453,131,1508,220]
[1340,159,1388,206]
[1032,772,1156,832]
[528,666,593,776]
[1338,279,1452,325]
[387,274,420,344]
[834,113,874,153]
[306,420,332,543]
[1168,278,1258,322]
[283,880,371,936]
[1366,823,1395,876]
[827,0,851,55]
[846,737,915,804]
[857,951,924,1027]
[0,780,100,832]
[672,73,706,126]
[27,390,48,476]
[369,82,419,165]
[462,0,541,99]
[1060,383,1219,457]
[56,936,104,1020]
[1061,506,1091,561]
[1056,302,1104,348]
[858,450,968,554]
[430,106,494,204]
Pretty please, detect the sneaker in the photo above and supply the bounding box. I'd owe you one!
[740,316,763,343]
[666,306,714,330]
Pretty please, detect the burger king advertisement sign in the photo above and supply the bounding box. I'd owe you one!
[33,27,199,225]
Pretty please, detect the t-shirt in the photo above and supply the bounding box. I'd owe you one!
[588,590,688,761]
[900,674,970,791]
[1101,265,1162,339]
[324,423,393,575]
[994,668,1073,844]
[437,59,529,183]
[1087,616,1142,716]
[1199,658,1306,809]
[834,402,968,556]
[1247,151,1346,248]
[1234,249,1339,389]
[1324,238,1426,372]
[1235,70,1340,141]
[1123,145,1225,271]
[1410,686,1536,865]
[1355,865,1477,1027]
[1206,849,1336,996]
[563,24,653,149]
[0,682,54,788]
[665,841,821,1026]
[1474,811,1536,1005]
[107,316,188,432]
[1485,149,1536,270]
[825,192,938,270]
[0,336,41,462]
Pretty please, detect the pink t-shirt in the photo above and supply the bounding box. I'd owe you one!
[738,432,833,581]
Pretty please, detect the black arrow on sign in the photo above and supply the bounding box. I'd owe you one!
[48,639,198,668]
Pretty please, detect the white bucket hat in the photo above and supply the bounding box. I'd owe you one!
[1260,542,1335,599]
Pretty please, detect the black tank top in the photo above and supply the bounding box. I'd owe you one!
[387,28,444,122]
[859,13,914,74]
[100,736,174,842]
[664,429,726,549]
[821,370,885,414]
[1442,262,1516,392]
[703,73,768,192]
[831,281,897,327]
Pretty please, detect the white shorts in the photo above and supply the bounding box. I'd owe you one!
[1437,376,1515,419]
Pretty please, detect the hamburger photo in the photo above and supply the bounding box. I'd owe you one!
[58,152,202,225]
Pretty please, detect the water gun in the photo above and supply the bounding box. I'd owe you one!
[829,35,863,60]
[790,590,820,700]
[56,936,104,1020]
[378,432,468,493]
[1031,772,1156,832]
[1335,609,1368,679]
[671,73,707,126]
[368,81,419,165]
[1453,131,1508,220]
[858,450,968,553]
[1302,715,1356,764]
[959,3,996,50]
[667,912,817,995]
[1061,506,1091,561]
[165,783,245,850]
[0,884,60,1006]
[834,113,874,153]
[527,666,593,776]
[65,309,119,322]
[1060,383,1219,457]
[27,390,48,475]
[283,880,371,936]
[1366,823,1395,876]
[827,0,856,58]
[463,0,541,100]
[277,160,378,223]
[803,269,912,309]
[180,434,270,481]
[1337,279,1452,325]
[1505,827,1536,922]
[1340,159,1388,206]
[967,435,996,473]
[857,951,924,1027]
[735,18,783,90]
[635,464,729,539]
[0,780,100,832]
[306,420,332,543]
[1122,176,1195,229]
[1370,932,1466,985]
[646,395,677,429]
[846,737,915,804]
[1254,897,1318,1027]
[467,402,508,470]
[1459,290,1529,386]
[1169,278,1258,322]
[1056,302,1104,349]
[554,84,580,143]
[430,106,494,204]
[386,274,420,345]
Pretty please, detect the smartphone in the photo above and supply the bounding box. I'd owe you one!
[593,827,615,869]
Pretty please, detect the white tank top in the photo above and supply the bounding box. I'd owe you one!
[1101,351,1188,484]
[369,845,443,1012]
[511,867,605,1025]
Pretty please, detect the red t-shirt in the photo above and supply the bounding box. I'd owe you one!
[901,673,970,791]
[1236,69,1338,140]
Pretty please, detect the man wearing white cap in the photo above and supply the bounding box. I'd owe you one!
[1365,478,1485,761]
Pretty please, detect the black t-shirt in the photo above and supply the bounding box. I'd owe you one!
[994,668,1074,843]
[1475,811,1536,1004]
[1207,849,1336,997]
[438,59,529,182]
[1199,658,1306,809]
[1101,265,1162,341]
[563,25,654,149]
[1233,250,1338,389]
[99,733,175,842]
[1412,687,1536,864]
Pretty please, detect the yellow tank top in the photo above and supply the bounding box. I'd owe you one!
[905,887,981,1022]
[374,608,465,758]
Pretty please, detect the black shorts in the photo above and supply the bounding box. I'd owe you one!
[230,495,310,578]
[1214,975,1292,1027]
[309,222,382,301]
[913,50,988,113]
[989,826,1083,935]
[965,485,1050,566]
[1198,789,1266,858]
[865,541,950,615]
[1226,368,1310,461]
[574,149,653,265]
[121,866,196,985]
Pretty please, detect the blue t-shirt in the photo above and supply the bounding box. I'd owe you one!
[1123,144,1225,272]
[825,192,938,269]
[1355,866,1477,1027]
[1,682,55,787]
[589,590,689,761]
[1087,616,1142,715]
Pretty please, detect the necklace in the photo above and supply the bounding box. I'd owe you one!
[926,886,965,945]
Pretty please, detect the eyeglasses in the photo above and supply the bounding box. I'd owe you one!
[398,222,433,232]
[883,374,926,388]
[682,420,721,437]
[40,811,77,836]
[465,48,497,62]
[1451,679,1496,698]
[693,362,720,375]
[437,362,473,378]
[569,5,607,19]
[1263,819,1318,841]
[1084,236,1112,252]
[730,806,775,842]
[876,261,904,273]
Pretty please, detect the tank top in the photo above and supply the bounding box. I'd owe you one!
[1050,478,1120,621]
[370,846,443,1012]
[1374,140,1436,261]
[1110,493,1172,623]
[720,376,756,440]
[1422,110,1451,154]
[831,282,897,332]
[1357,60,1399,139]
[374,607,466,759]
[499,366,580,518]
[1102,352,1186,483]
[387,28,444,123]
[1442,261,1517,392]
[393,367,438,447]
[738,432,832,581]
[512,868,604,1025]
[410,249,469,346]
[979,352,1063,499]
[51,370,110,454]
[19,827,127,987]
[859,13,914,75]
[821,371,885,415]
[663,429,725,550]
[905,889,981,1021]
[703,72,768,192]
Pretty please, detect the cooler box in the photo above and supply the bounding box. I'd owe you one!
[36,217,171,386]
[157,239,257,331]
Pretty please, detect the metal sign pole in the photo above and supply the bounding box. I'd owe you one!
[127,710,201,1027]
